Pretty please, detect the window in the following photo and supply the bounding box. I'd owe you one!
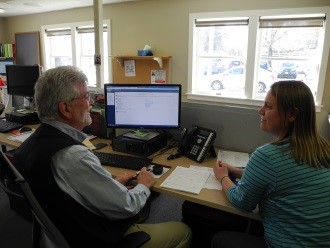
[41,21,110,90]
[188,7,330,110]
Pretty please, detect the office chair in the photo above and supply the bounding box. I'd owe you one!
[0,150,150,248]
[0,103,5,115]
[0,150,70,248]
[0,149,32,221]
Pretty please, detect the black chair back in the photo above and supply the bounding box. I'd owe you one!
[0,149,150,248]
[0,150,70,248]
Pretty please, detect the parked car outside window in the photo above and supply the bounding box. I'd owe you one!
[210,66,275,93]
[277,62,306,81]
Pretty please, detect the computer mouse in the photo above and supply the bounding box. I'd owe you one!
[152,164,163,175]
[19,126,32,132]
[167,153,181,160]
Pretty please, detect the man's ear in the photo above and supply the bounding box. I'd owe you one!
[58,101,73,119]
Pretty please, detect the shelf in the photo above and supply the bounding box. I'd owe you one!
[111,55,172,68]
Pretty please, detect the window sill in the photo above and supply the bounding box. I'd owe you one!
[186,92,322,112]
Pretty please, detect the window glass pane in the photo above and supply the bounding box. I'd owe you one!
[80,56,96,86]
[103,32,109,84]
[48,35,72,68]
[189,8,329,110]
[77,32,95,86]
[42,21,110,89]
[77,31,108,87]
[258,25,323,97]
[80,32,95,56]
[195,25,248,98]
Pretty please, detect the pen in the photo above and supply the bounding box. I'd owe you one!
[131,168,151,180]
[152,162,171,169]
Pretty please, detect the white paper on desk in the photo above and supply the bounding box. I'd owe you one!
[190,165,221,190]
[217,150,249,168]
[160,166,210,195]
[85,134,97,140]
[7,131,33,143]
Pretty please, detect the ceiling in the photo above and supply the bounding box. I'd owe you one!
[0,0,138,17]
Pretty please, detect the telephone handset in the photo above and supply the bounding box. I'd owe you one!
[178,125,217,163]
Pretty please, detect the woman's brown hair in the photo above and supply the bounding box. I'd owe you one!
[271,80,330,168]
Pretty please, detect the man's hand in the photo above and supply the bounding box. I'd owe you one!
[137,167,155,188]
[116,171,135,185]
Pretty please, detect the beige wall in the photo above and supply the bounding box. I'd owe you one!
[0,18,5,42]
[0,18,12,42]
[2,0,330,139]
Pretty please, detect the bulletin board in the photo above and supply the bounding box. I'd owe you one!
[111,56,172,84]
[15,32,40,65]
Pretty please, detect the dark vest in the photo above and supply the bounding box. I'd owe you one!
[13,123,137,247]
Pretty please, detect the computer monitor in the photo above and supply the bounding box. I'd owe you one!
[104,84,181,132]
[0,58,14,76]
[6,65,41,98]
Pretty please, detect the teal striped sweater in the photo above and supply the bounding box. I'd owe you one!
[227,142,330,247]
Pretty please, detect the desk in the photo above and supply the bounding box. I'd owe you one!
[0,125,260,221]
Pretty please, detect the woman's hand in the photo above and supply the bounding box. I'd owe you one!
[214,160,243,191]
[213,160,229,182]
[214,160,244,180]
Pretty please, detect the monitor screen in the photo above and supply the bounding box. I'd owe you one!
[0,58,14,76]
[104,84,181,130]
[6,65,41,97]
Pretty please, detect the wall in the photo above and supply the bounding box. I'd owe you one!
[0,18,5,42]
[2,0,330,151]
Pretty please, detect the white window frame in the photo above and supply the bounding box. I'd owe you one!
[187,7,330,112]
[40,20,111,91]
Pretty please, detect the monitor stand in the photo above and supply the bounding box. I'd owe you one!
[123,129,160,141]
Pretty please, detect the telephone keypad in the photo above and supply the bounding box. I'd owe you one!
[190,145,200,155]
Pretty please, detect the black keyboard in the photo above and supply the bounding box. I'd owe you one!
[93,151,152,170]
[0,119,24,133]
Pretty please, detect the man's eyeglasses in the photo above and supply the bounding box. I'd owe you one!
[71,92,92,102]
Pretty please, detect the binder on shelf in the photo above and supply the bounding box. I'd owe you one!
[0,44,15,58]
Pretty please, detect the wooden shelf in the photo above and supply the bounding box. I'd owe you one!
[111,55,172,84]
[111,55,172,68]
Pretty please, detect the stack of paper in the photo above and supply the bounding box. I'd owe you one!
[217,150,249,168]
[7,131,33,142]
[160,166,210,195]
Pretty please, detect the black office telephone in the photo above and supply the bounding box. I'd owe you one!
[177,125,217,163]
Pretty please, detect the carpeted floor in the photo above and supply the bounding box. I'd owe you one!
[0,186,184,248]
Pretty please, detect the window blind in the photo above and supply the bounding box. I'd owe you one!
[259,15,326,28]
[195,18,249,27]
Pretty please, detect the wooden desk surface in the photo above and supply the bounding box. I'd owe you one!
[0,126,260,220]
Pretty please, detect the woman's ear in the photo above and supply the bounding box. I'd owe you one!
[288,108,299,122]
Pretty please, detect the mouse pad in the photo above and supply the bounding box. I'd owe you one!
[147,164,170,179]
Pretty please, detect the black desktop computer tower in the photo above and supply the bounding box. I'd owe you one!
[112,132,167,157]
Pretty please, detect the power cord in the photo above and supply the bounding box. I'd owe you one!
[150,140,178,159]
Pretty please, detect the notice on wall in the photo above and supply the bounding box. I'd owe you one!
[124,60,136,77]
[151,70,166,84]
